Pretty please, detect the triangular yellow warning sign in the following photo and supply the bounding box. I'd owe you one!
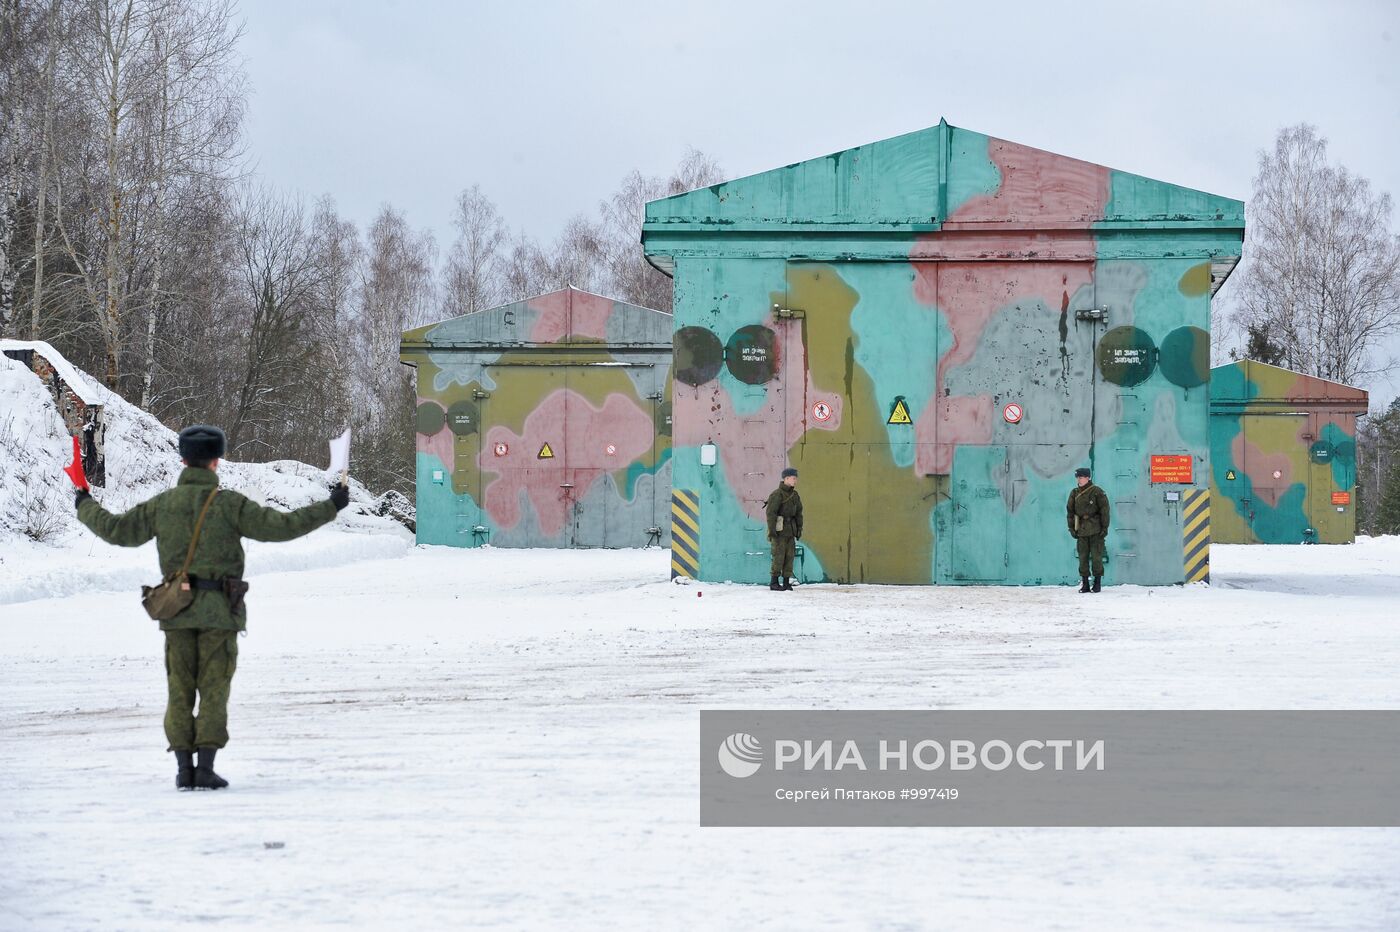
[1225,469,1236,480]
[537,442,555,459]
[888,398,912,425]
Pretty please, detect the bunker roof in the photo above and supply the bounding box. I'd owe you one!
[1210,360,1370,413]
[401,287,671,354]
[642,119,1246,292]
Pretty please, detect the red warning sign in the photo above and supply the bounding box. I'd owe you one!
[812,401,833,422]
[1003,402,1023,424]
[605,443,617,456]
[493,442,508,457]
[1150,455,1193,484]
[1332,491,1351,505]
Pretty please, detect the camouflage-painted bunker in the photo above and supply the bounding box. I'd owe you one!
[1209,360,1367,544]
[2,338,106,486]
[400,288,673,548]
[642,119,1245,586]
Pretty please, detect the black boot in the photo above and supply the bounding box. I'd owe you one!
[1078,576,1091,593]
[769,575,782,591]
[174,750,195,790]
[782,577,795,591]
[1092,576,1102,593]
[194,747,228,790]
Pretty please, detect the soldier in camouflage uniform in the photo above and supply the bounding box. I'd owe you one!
[76,425,348,790]
[765,467,803,591]
[1066,466,1110,593]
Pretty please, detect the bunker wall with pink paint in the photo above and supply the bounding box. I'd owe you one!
[401,288,673,549]
[644,119,1246,586]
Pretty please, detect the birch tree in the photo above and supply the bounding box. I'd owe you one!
[353,205,435,493]
[136,0,244,407]
[1234,124,1400,385]
[28,0,66,338]
[0,0,33,334]
[597,147,722,311]
[67,0,158,385]
[441,184,505,316]
[224,186,322,456]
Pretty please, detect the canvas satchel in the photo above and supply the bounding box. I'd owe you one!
[141,489,219,621]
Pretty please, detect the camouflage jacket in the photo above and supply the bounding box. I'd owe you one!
[77,466,337,631]
[765,485,804,539]
[1066,483,1111,539]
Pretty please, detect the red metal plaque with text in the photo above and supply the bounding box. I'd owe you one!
[1149,455,1193,484]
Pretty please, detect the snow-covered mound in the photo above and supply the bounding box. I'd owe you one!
[0,350,413,551]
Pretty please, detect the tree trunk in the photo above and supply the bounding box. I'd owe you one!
[140,25,168,410]
[0,0,18,336]
[103,40,122,387]
[30,0,62,339]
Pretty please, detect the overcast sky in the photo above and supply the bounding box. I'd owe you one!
[237,0,1400,400]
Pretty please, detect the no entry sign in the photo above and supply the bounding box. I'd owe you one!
[493,442,508,457]
[1003,402,1023,424]
[812,401,833,422]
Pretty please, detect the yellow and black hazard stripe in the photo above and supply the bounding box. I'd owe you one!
[671,490,700,579]
[1182,489,1209,584]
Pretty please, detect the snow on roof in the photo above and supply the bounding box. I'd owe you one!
[0,339,101,405]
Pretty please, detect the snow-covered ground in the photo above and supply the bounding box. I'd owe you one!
[3,535,1400,930]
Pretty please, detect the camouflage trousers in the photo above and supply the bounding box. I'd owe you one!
[1076,535,1106,577]
[164,628,239,751]
[770,535,796,577]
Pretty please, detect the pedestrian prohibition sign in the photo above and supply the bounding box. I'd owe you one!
[493,442,509,457]
[812,401,832,422]
[1003,402,1023,424]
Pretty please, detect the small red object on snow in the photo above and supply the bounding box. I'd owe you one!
[697,591,702,598]
[63,436,89,491]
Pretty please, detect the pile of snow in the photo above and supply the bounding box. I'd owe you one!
[0,354,75,543]
[0,338,101,403]
[0,351,414,598]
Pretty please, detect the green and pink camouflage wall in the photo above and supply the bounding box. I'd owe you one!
[643,119,1245,586]
[400,288,673,548]
[1209,360,1368,544]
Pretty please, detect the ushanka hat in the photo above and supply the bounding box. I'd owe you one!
[1074,467,1091,478]
[178,424,226,461]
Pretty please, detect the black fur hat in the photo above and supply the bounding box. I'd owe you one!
[1074,467,1091,478]
[781,467,799,478]
[178,425,226,462]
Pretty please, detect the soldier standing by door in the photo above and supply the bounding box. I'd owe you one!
[765,467,803,591]
[1066,466,1110,593]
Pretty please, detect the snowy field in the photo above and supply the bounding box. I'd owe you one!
[4,536,1400,930]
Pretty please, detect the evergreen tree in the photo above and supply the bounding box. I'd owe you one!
[1230,322,1288,366]
[1375,400,1400,535]
[1376,459,1400,536]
